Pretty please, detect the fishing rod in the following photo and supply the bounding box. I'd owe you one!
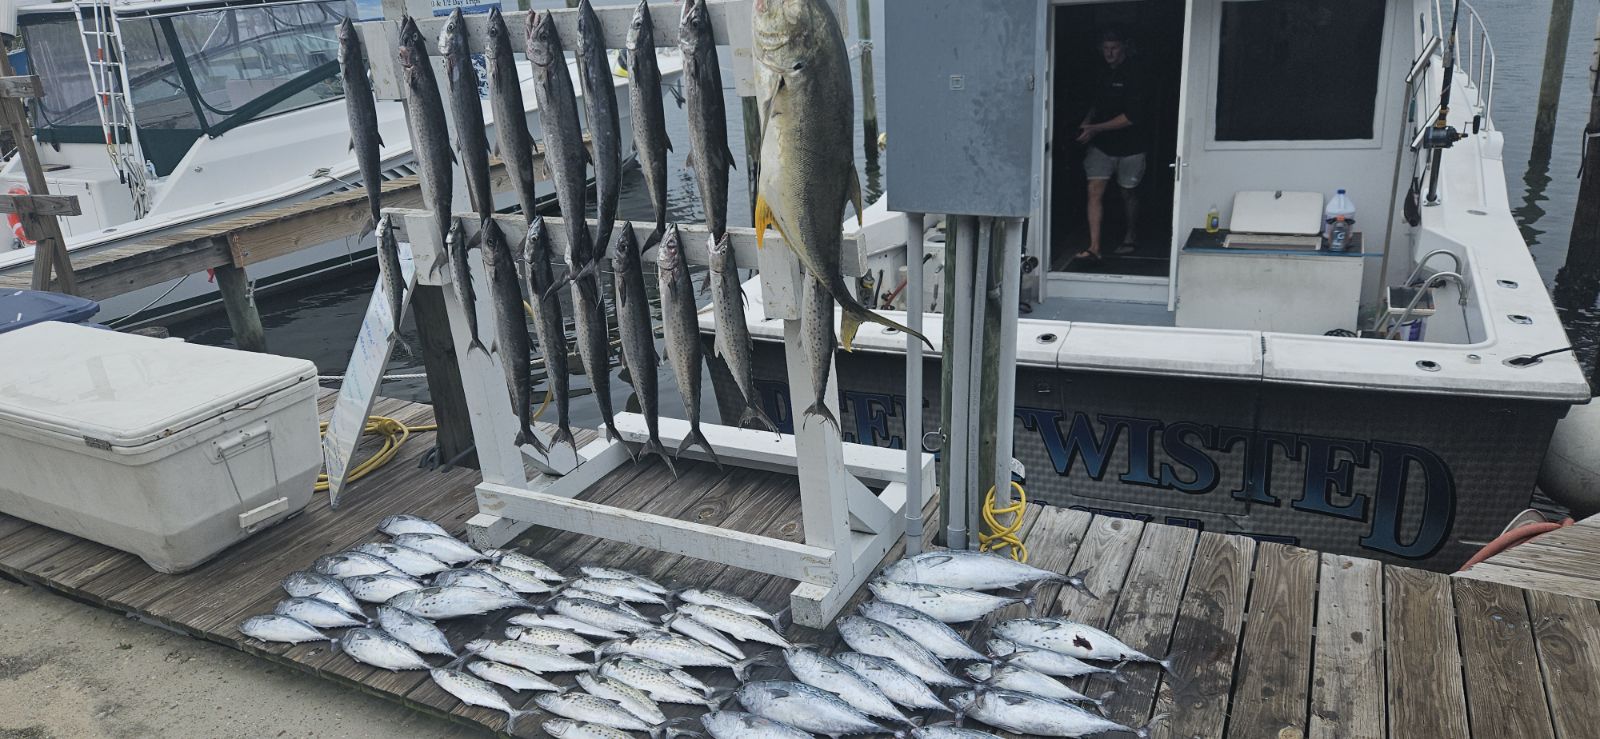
[1424,0,1467,204]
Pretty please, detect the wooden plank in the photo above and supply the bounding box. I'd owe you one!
[961,505,1086,648]
[1454,578,1557,739]
[1054,514,1144,625]
[1527,590,1600,739]
[1225,543,1319,739]
[1089,524,1199,730]
[1151,532,1254,739]
[0,74,44,99]
[1308,554,1384,739]
[0,192,80,216]
[1386,567,1471,739]
[1456,562,1600,604]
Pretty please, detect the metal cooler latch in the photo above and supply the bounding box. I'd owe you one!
[209,421,272,462]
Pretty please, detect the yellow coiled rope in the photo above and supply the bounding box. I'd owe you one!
[314,416,437,493]
[979,481,1029,562]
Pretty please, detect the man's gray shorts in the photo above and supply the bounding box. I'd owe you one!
[1084,146,1146,189]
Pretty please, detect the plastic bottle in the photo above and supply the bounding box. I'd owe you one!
[1205,204,1220,234]
[1324,189,1355,240]
[1329,215,1352,252]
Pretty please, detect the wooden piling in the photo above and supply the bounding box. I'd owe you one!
[1535,0,1576,156]
[742,96,762,218]
[1567,14,1600,276]
[210,258,268,353]
[857,0,879,165]
[0,50,76,295]
[412,285,477,468]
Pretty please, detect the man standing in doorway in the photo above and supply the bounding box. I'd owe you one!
[1073,29,1148,265]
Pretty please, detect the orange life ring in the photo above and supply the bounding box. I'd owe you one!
[6,186,33,245]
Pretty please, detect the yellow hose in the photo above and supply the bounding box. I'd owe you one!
[979,481,1029,562]
[314,416,437,493]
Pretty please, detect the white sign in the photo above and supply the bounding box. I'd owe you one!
[430,0,499,16]
[322,241,417,507]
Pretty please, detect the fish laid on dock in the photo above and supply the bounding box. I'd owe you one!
[355,541,449,578]
[599,657,718,708]
[965,662,1105,705]
[391,532,484,565]
[700,711,812,739]
[612,224,675,473]
[343,573,424,604]
[674,602,790,648]
[580,566,669,594]
[469,659,562,693]
[542,718,637,739]
[882,549,1093,596]
[985,638,1112,679]
[949,688,1159,738]
[576,0,622,263]
[782,646,912,726]
[835,615,967,688]
[681,0,735,241]
[239,614,333,647]
[338,17,384,233]
[835,652,953,714]
[376,605,456,657]
[505,623,595,655]
[709,232,779,433]
[867,578,1029,623]
[274,597,366,629]
[434,567,524,600]
[439,9,493,218]
[509,611,624,640]
[658,224,721,467]
[462,638,592,673]
[576,671,668,726]
[473,561,559,594]
[677,588,783,629]
[663,611,745,660]
[282,571,364,616]
[911,724,1002,739]
[396,15,453,262]
[520,218,578,454]
[736,680,895,738]
[856,599,987,662]
[489,549,566,582]
[485,7,540,220]
[535,691,655,734]
[597,633,769,679]
[386,585,527,619]
[431,668,535,734]
[342,627,431,671]
[314,550,404,578]
[993,618,1172,671]
[378,514,449,539]
[626,0,671,246]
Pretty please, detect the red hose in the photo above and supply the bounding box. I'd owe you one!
[1457,517,1574,572]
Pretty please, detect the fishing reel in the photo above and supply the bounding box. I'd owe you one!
[1419,124,1463,150]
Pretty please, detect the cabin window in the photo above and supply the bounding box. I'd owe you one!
[1214,0,1385,141]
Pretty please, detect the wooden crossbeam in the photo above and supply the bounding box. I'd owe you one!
[0,75,44,100]
[0,193,81,217]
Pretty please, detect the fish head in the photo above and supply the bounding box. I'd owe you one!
[485,7,510,55]
[463,638,491,653]
[337,18,359,62]
[376,214,393,241]
[525,217,549,261]
[948,690,977,712]
[397,16,425,71]
[437,8,464,56]
[678,0,712,53]
[526,11,560,68]
[707,232,733,273]
[445,218,465,250]
[576,0,602,55]
[657,224,683,273]
[752,0,832,75]
[626,0,653,52]
[879,559,914,581]
[612,225,637,270]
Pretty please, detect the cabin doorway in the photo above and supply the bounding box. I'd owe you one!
[1046,0,1184,280]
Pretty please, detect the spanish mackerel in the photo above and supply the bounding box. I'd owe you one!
[599,657,718,708]
[469,659,561,693]
[798,273,838,428]
[480,218,544,453]
[378,514,449,538]
[751,0,929,355]
[783,647,910,725]
[338,17,383,231]
[375,212,413,359]
[658,224,720,466]
[580,566,669,594]
[520,218,577,453]
[950,688,1160,738]
[463,638,591,673]
[680,0,734,240]
[678,588,782,629]
[561,588,647,618]
[439,9,493,218]
[912,724,1001,739]
[598,633,769,679]
[621,655,712,695]
[883,550,1093,596]
[239,614,332,647]
[664,611,744,660]
[709,232,778,432]
[489,549,565,581]
[430,668,534,733]
[392,533,484,565]
[612,224,675,473]
[553,595,660,635]
[867,579,1030,623]
[857,600,987,661]
[314,551,403,578]
[282,571,363,616]
[575,0,622,262]
[700,711,811,739]
[994,618,1172,671]
[343,627,431,671]
[836,615,967,688]
[570,576,667,605]
[485,7,539,218]
[625,0,671,246]
[736,680,897,738]
[836,652,952,714]
[506,624,594,655]
[274,597,366,629]
[376,605,456,657]
[577,671,667,725]
[544,718,637,739]
[535,691,653,733]
[344,573,423,605]
[387,586,527,619]
[434,568,523,600]
[395,16,452,259]
[675,603,790,648]
[510,611,624,640]
[443,218,487,355]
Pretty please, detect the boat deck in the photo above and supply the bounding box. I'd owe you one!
[1,393,1597,738]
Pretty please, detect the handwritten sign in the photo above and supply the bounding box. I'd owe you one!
[322,241,417,508]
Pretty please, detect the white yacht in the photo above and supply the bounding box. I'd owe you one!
[704,0,1592,571]
[0,0,678,321]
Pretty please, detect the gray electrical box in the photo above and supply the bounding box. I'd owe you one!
[885,0,1045,218]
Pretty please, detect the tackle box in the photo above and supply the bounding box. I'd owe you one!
[0,322,320,572]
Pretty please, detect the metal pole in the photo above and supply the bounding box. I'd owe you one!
[857,0,879,165]
[1567,14,1600,277]
[904,212,925,555]
[945,216,974,550]
[960,217,993,551]
[991,219,1023,512]
[1534,0,1575,157]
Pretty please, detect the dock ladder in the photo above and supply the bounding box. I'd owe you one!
[72,0,151,218]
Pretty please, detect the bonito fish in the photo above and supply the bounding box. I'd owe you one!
[836,652,953,714]
[680,0,735,240]
[626,0,671,246]
[274,597,366,629]
[857,600,987,662]
[520,218,577,454]
[700,711,812,739]
[993,618,1172,671]
[338,17,383,231]
[239,614,332,647]
[386,585,527,619]
[438,9,493,218]
[658,224,720,466]
[736,680,895,738]
[314,551,403,579]
[612,224,674,472]
[282,571,363,616]
[344,573,424,605]
[950,688,1160,738]
[576,0,621,263]
[376,605,456,657]
[343,627,431,671]
[882,550,1093,596]
[431,668,534,733]
[480,218,544,454]
[395,16,452,257]
[378,514,448,539]
[965,662,1105,705]
[485,7,539,219]
[836,615,967,688]
[867,579,1029,623]
[986,638,1113,679]
[783,647,911,725]
[750,0,930,357]
[709,232,779,432]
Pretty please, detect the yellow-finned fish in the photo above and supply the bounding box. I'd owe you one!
[751,0,931,352]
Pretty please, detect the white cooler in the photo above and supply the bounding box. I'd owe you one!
[0,322,321,572]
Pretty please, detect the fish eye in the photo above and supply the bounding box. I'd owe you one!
[792,62,804,71]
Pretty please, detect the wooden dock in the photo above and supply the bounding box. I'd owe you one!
[1457,517,1600,602]
[1,393,1598,738]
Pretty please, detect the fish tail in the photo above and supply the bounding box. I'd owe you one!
[641,436,678,477]
[731,650,775,682]
[739,400,780,436]
[803,401,839,432]
[467,335,489,356]
[506,708,535,736]
[552,425,578,457]
[768,606,789,633]
[1136,712,1170,739]
[838,297,934,352]
[753,193,779,249]
[643,223,664,251]
[675,427,722,470]
[703,687,734,711]
[514,426,548,456]
[1063,569,1098,600]
[1093,688,1117,711]
[539,273,572,304]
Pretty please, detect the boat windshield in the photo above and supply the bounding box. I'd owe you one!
[21,0,347,175]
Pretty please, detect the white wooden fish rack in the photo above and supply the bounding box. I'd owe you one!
[366,0,931,627]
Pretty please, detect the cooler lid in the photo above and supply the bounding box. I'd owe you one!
[0,322,317,447]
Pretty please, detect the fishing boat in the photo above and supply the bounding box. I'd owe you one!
[704,0,1592,571]
[0,0,680,323]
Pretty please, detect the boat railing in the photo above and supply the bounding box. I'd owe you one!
[1432,0,1497,127]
